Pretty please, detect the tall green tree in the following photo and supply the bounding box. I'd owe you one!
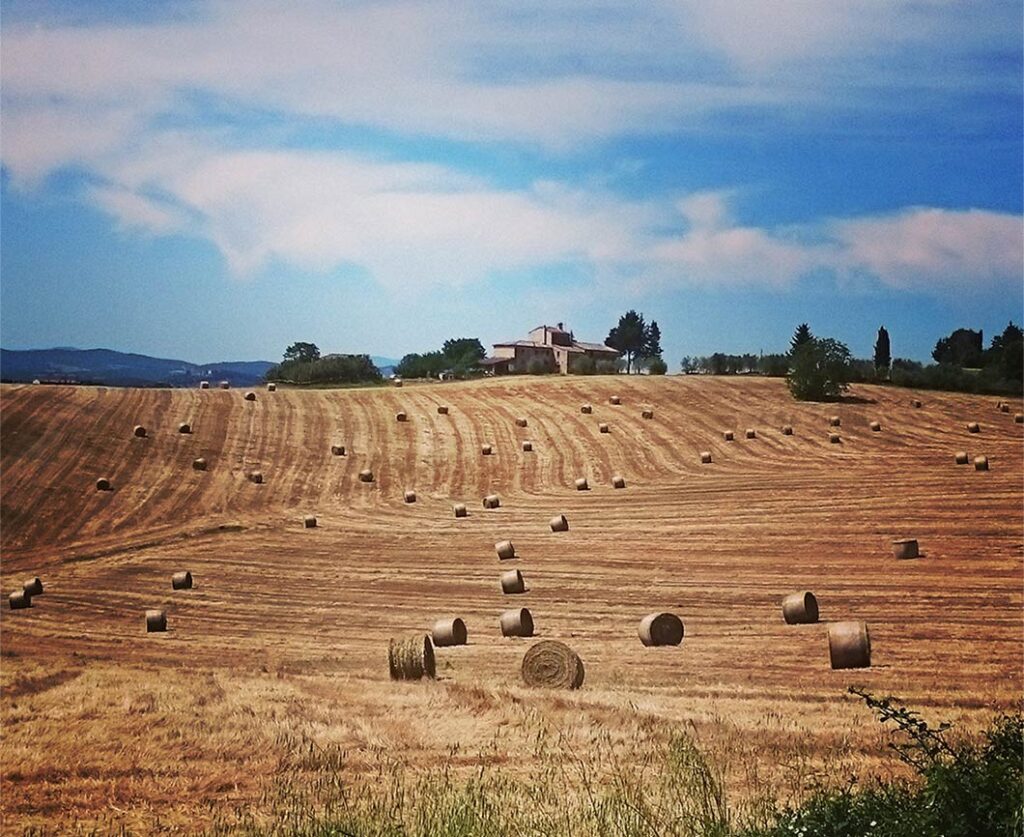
[874,326,891,374]
[790,323,813,354]
[442,338,485,365]
[283,342,321,363]
[932,328,984,367]
[787,337,853,401]
[987,321,1023,383]
[644,320,663,363]
[606,310,647,373]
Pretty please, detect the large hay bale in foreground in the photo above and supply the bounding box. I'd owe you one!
[580,404,593,414]
[500,569,525,594]
[178,422,192,434]
[974,456,989,471]
[869,421,881,432]
[828,621,871,669]
[359,469,374,482]
[146,610,167,633]
[642,409,654,419]
[244,391,256,401]
[303,514,317,528]
[172,571,193,590]
[612,474,626,489]
[700,451,712,464]
[437,405,449,415]
[481,444,493,456]
[9,591,32,610]
[96,477,112,491]
[133,425,147,438]
[395,411,407,422]
[781,591,818,624]
[638,613,684,646]
[500,608,534,637]
[192,458,207,471]
[495,540,516,560]
[23,577,43,597]
[331,444,346,456]
[431,618,467,647]
[404,490,417,504]
[522,441,533,452]
[967,422,980,433]
[574,477,589,491]
[892,538,919,559]
[521,640,584,689]
[388,635,436,680]
[549,514,569,532]
[781,425,793,436]
[515,417,528,428]
[829,416,841,427]
[453,503,468,518]
[1016,413,1023,424]
[954,451,969,465]
[483,494,501,509]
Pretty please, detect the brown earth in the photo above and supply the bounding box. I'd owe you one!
[1,376,1021,833]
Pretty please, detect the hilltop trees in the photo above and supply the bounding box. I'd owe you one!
[266,352,380,385]
[283,342,321,363]
[607,310,664,373]
[874,326,891,375]
[397,337,486,379]
[790,323,813,354]
[786,337,853,401]
[932,328,984,367]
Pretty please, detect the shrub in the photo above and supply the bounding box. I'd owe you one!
[571,355,596,375]
[595,359,622,375]
[786,338,853,401]
[647,357,668,375]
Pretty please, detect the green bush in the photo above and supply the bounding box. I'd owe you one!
[647,357,668,375]
[267,354,381,385]
[786,337,853,401]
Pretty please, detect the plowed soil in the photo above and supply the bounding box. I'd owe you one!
[2,377,1021,833]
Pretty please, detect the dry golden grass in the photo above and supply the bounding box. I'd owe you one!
[1,376,1021,833]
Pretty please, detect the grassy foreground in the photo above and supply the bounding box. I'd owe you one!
[205,691,1023,837]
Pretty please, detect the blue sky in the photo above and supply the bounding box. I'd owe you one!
[1,0,1021,365]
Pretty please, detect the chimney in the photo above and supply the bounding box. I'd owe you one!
[557,322,564,331]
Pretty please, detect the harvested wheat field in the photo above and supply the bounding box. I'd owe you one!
[1,376,1021,833]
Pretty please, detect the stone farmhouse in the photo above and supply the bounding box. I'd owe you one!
[481,323,619,375]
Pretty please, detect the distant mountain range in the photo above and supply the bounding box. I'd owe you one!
[0,348,400,387]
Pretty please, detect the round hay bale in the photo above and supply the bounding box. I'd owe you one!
[437,405,449,415]
[31,379,41,386]
[829,433,841,444]
[192,457,207,471]
[745,428,756,439]
[501,569,526,594]
[267,382,277,392]
[133,425,147,438]
[387,635,436,680]
[515,417,528,428]
[974,456,989,471]
[244,391,256,402]
[248,471,263,484]
[598,423,610,433]
[396,411,407,422]
[829,416,841,427]
[359,469,374,483]
[998,402,1009,413]
[481,444,493,456]
[522,441,533,452]
[303,514,317,528]
[723,430,734,441]
[828,621,871,669]
[500,608,534,637]
[331,444,346,456]
[954,451,969,465]
[483,494,501,509]
[199,381,210,389]
[781,591,818,624]
[1016,413,1023,424]
[146,609,167,633]
[23,577,43,597]
[495,540,516,560]
[911,399,921,408]
[9,591,32,610]
[549,514,569,532]
[642,409,654,419]
[580,404,593,414]
[967,422,980,433]
[431,618,467,647]
[781,425,793,436]
[219,381,230,390]
[892,538,919,559]
[870,421,881,432]
[611,474,626,489]
[574,477,589,491]
[404,490,417,503]
[178,422,192,435]
[96,477,112,491]
[172,571,193,590]
[700,451,712,464]
[638,613,684,647]
[393,378,403,388]
[521,640,584,689]
[609,396,621,405]
[453,502,468,518]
